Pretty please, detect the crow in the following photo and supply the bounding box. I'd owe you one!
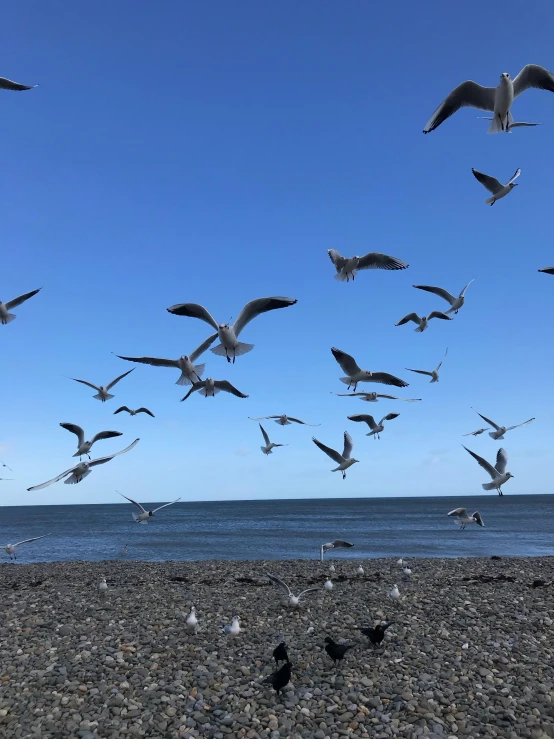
[324,636,355,666]
[357,621,394,647]
[262,661,292,695]
[273,641,289,665]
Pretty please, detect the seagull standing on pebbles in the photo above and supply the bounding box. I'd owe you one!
[395,311,452,332]
[0,288,41,325]
[181,378,248,401]
[331,348,408,390]
[327,249,409,282]
[186,607,198,632]
[99,578,108,595]
[2,534,51,561]
[396,558,403,566]
[448,508,485,530]
[348,412,399,440]
[463,446,513,496]
[118,492,181,523]
[472,168,521,205]
[329,563,336,572]
[71,369,135,402]
[249,415,320,426]
[413,281,474,315]
[320,540,354,561]
[471,410,535,440]
[389,584,401,600]
[324,579,334,591]
[312,431,359,479]
[222,616,241,636]
[402,567,412,579]
[356,565,364,576]
[59,423,123,460]
[406,349,448,384]
[258,424,287,456]
[266,573,319,608]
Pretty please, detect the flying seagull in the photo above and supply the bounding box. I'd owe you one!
[2,534,50,561]
[320,539,354,561]
[462,428,489,437]
[249,414,320,426]
[60,423,123,460]
[259,424,287,455]
[333,391,421,402]
[0,478,14,481]
[180,378,248,401]
[167,296,297,363]
[327,249,408,282]
[266,572,319,607]
[114,406,155,417]
[472,167,521,205]
[448,508,485,530]
[0,76,38,91]
[539,267,554,275]
[71,368,134,402]
[117,492,181,523]
[0,288,41,325]
[477,116,540,131]
[115,333,218,386]
[471,410,535,440]
[395,311,452,332]
[27,439,140,491]
[312,431,359,479]
[413,281,474,315]
[0,459,13,472]
[462,446,513,496]
[348,413,399,439]
[331,347,408,391]
[423,65,554,134]
[406,348,448,384]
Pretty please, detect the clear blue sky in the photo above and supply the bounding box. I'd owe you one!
[3,1,553,505]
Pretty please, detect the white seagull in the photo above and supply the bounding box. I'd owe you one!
[118,492,181,523]
[472,167,521,205]
[99,577,108,595]
[115,333,218,386]
[167,296,297,363]
[320,539,354,561]
[356,565,364,576]
[402,567,412,579]
[2,534,50,561]
[249,414,320,426]
[327,249,409,282]
[448,508,485,530]
[539,267,554,275]
[59,423,123,460]
[396,558,403,566]
[0,76,38,91]
[0,459,13,471]
[423,65,554,134]
[331,347,408,391]
[463,446,513,496]
[413,281,474,315]
[395,311,452,332]
[114,406,155,417]
[312,431,359,479]
[389,584,401,600]
[181,378,248,401]
[348,412,399,439]
[462,428,490,437]
[333,391,421,402]
[222,616,241,636]
[406,348,448,384]
[71,368,135,402]
[471,410,535,440]
[324,579,333,591]
[266,573,319,608]
[186,607,198,632]
[329,563,336,572]
[0,288,41,325]
[258,424,287,456]
[27,439,140,491]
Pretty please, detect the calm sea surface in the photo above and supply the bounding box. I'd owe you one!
[1,495,552,563]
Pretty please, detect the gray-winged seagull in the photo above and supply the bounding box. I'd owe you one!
[471,410,534,440]
[348,413,399,439]
[472,167,521,205]
[117,492,181,523]
[448,508,484,530]
[59,423,123,460]
[181,378,248,401]
[0,288,41,325]
[249,414,320,426]
[331,348,408,390]
[413,281,474,314]
[406,348,448,383]
[327,249,408,282]
[258,424,287,455]
[462,446,513,496]
[71,369,135,402]
[312,431,359,479]
[395,312,452,332]
[3,534,51,561]
[333,391,421,402]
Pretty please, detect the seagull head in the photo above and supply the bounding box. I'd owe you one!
[506,472,514,479]
[148,511,154,517]
[500,72,511,80]
[219,322,230,330]
[351,458,360,465]
[181,355,190,362]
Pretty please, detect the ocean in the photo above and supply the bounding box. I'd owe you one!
[1,495,552,563]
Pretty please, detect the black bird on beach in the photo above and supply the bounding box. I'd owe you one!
[324,636,355,666]
[357,621,394,647]
[262,661,292,695]
[273,642,289,665]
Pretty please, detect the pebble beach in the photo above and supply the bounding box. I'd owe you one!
[1,557,553,739]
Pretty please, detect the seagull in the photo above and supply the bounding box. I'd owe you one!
[329,563,336,572]
[266,573,319,607]
[312,431,359,479]
[477,116,540,131]
[0,288,41,325]
[471,410,535,440]
[348,413,399,440]
[27,439,140,491]
[396,558,403,566]
[117,492,181,524]
[262,661,292,696]
[222,616,241,636]
[180,378,248,401]
[186,606,198,632]
[59,423,123,460]
[395,311,452,332]
[389,584,401,600]
[462,428,490,437]
[406,348,448,384]
[115,333,218,386]
[248,415,320,426]
[333,391,421,402]
[423,65,554,134]
[473,167,521,205]
[448,508,485,530]
[258,424,287,456]
[114,406,155,417]
[273,642,289,665]
[331,348,408,390]
[2,534,50,561]
[99,577,108,595]
[0,76,38,91]
[324,579,333,591]
[356,565,364,576]
[320,539,354,561]
[413,281,474,315]
[167,296,297,363]
[462,446,513,496]
[0,478,14,481]
[327,249,409,282]
[357,621,394,647]
[0,459,13,471]
[539,267,554,275]
[402,567,412,579]
[71,369,134,402]
[324,637,354,666]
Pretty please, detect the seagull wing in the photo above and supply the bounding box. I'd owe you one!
[462,445,498,479]
[136,408,155,417]
[435,347,448,372]
[395,313,420,326]
[448,508,468,518]
[459,279,475,298]
[513,64,554,98]
[89,430,124,444]
[342,431,354,459]
[328,249,346,272]
[348,414,377,430]
[495,448,508,475]
[233,296,297,337]
[259,424,271,446]
[0,76,38,91]
[106,368,135,390]
[180,381,206,401]
[13,534,51,547]
[367,372,409,388]
[356,252,409,271]
[473,410,501,432]
[329,540,354,549]
[412,284,455,306]
[249,416,278,420]
[166,302,219,329]
[5,288,41,310]
[423,80,495,133]
[462,428,489,436]
[506,168,522,186]
[71,378,101,392]
[287,417,321,426]
[406,368,433,377]
[472,169,503,194]
[266,572,292,596]
[213,380,248,398]
[118,492,147,513]
[152,497,181,514]
[428,311,453,321]
[506,417,535,432]
[113,406,131,415]
[330,347,361,376]
[27,465,79,491]
[312,437,344,464]
[89,438,140,468]
[539,267,554,275]
[381,413,400,423]
[59,423,85,447]
[189,332,219,362]
[297,587,320,598]
[116,354,179,368]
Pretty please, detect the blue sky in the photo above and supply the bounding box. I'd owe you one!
[2,1,554,505]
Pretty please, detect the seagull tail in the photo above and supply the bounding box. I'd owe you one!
[94,392,114,401]
[2,313,16,324]
[487,112,509,135]
[261,446,272,454]
[199,386,221,397]
[339,377,352,386]
[484,195,496,205]
[176,373,193,386]
[64,469,91,485]
[211,342,254,358]
[333,271,353,282]
[482,482,498,491]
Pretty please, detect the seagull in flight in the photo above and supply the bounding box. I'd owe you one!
[348,413,399,440]
[115,333,218,386]
[327,249,408,282]
[114,406,155,417]
[320,539,354,561]
[249,414,320,426]
[117,492,181,523]
[60,423,123,460]
[406,348,448,384]
[413,281,474,315]
[0,288,41,325]
[539,267,554,275]
[0,459,13,472]
[448,508,485,530]
[27,439,140,491]
[0,478,14,481]
[331,348,408,391]
[477,116,540,131]
[180,378,248,401]
[258,424,287,455]
[312,431,359,479]
[2,534,50,561]
[71,369,134,402]
[395,311,452,332]
[266,573,319,608]
[472,167,521,206]
[0,76,38,91]
[167,296,297,363]
[333,391,420,402]
[462,428,489,437]
[423,65,554,134]
[471,410,535,440]
[462,446,513,496]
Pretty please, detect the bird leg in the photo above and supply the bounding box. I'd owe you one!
[342,471,346,480]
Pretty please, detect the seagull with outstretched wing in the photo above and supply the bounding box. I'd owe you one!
[117,492,181,524]
[406,348,448,384]
[471,409,534,440]
[60,423,123,459]
[0,288,41,325]
[249,414,320,426]
[395,311,452,332]
[348,412,399,440]
[331,347,408,391]
[114,406,155,417]
[472,167,521,205]
[413,281,474,314]
[463,446,513,496]
[180,378,248,401]
[312,431,359,480]
[266,573,319,608]
[327,249,408,282]
[71,368,134,402]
